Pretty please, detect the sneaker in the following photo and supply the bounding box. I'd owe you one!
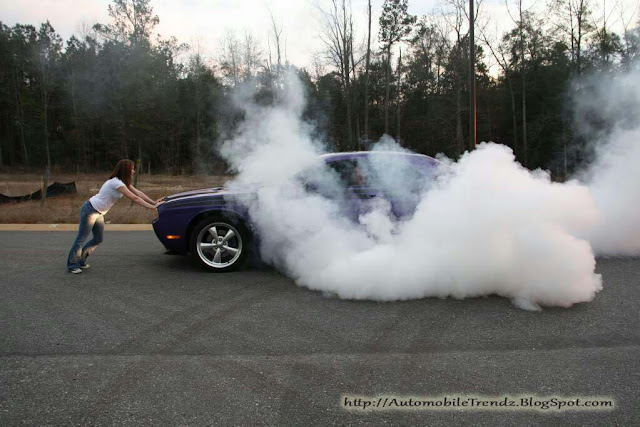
[79,263,90,269]
[68,268,83,274]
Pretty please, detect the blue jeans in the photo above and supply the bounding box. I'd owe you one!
[66,201,104,271]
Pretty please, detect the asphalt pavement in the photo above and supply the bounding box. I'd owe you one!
[0,231,638,426]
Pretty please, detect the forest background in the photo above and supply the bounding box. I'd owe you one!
[1,0,639,179]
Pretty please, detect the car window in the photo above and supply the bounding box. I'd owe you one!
[296,155,441,199]
[327,160,369,188]
[350,155,437,195]
[295,162,344,198]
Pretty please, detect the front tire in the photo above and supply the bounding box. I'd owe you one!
[190,217,249,272]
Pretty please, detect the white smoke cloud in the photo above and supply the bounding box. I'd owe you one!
[573,68,640,256]
[219,77,322,185]
[217,70,612,311]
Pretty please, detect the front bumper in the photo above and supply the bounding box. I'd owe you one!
[152,213,189,254]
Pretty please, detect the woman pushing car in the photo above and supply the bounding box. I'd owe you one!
[66,159,164,274]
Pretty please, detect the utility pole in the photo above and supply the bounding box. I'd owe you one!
[469,0,477,150]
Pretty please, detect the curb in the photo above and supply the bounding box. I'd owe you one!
[0,224,153,231]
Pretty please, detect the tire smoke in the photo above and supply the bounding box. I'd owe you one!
[216,69,640,310]
[573,68,640,256]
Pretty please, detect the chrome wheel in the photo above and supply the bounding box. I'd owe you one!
[195,222,243,269]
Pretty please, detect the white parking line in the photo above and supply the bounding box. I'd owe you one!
[0,224,153,231]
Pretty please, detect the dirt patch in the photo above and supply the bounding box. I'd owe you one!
[0,173,230,224]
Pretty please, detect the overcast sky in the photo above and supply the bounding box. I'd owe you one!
[1,0,637,70]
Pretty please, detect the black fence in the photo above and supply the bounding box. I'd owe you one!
[0,182,77,204]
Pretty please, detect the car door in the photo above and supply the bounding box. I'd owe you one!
[352,155,440,220]
[326,158,390,220]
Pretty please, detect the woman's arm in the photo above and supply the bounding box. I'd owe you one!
[128,185,155,205]
[118,186,157,209]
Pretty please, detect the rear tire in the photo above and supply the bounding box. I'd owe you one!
[189,217,250,272]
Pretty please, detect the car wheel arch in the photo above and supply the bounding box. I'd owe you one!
[185,209,250,253]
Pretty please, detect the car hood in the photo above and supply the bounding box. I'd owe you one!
[163,184,258,203]
[164,187,225,201]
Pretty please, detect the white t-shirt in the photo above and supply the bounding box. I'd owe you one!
[89,177,125,214]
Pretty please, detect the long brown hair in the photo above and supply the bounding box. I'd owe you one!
[109,159,134,186]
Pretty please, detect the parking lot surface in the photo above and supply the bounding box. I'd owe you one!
[1,231,638,425]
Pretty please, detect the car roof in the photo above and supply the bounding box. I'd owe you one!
[318,151,442,165]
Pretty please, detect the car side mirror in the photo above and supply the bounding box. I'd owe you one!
[304,181,319,193]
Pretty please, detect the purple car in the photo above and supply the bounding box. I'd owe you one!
[153,151,443,272]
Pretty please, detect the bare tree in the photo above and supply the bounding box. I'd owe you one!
[242,31,263,80]
[8,25,34,166]
[409,15,449,153]
[267,7,284,78]
[311,53,327,81]
[549,0,594,74]
[188,37,209,172]
[518,1,528,167]
[315,0,357,149]
[618,0,640,68]
[505,0,531,166]
[438,0,479,154]
[479,24,518,155]
[35,22,61,171]
[396,46,403,141]
[220,30,241,86]
[34,22,62,204]
[364,0,373,144]
[379,0,416,135]
[588,0,625,70]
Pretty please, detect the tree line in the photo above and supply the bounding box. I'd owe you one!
[0,0,638,176]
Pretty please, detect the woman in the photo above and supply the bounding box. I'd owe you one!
[66,159,163,274]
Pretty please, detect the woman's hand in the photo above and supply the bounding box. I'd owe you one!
[154,200,166,209]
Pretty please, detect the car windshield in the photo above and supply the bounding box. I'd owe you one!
[297,154,440,197]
